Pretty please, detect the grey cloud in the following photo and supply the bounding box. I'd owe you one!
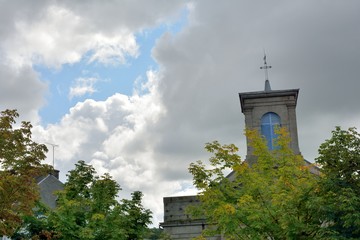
[60,0,185,32]
[149,0,360,184]
[0,63,47,123]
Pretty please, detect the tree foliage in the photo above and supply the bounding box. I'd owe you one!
[46,160,152,240]
[315,127,360,239]
[144,227,171,240]
[188,128,324,239]
[0,109,49,236]
[0,110,152,239]
[11,202,60,240]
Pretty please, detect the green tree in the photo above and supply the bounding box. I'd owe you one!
[120,191,152,239]
[0,109,49,236]
[144,227,171,240]
[47,160,152,240]
[188,128,324,239]
[11,202,60,240]
[315,127,360,239]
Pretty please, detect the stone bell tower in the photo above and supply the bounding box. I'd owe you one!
[160,56,305,240]
[239,56,301,163]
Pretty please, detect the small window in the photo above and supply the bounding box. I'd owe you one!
[261,112,281,150]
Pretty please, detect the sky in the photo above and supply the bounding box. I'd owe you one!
[1,0,360,226]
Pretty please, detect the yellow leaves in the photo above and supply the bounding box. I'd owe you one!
[189,141,243,191]
[212,203,236,221]
[238,194,254,207]
[299,165,310,171]
[193,235,207,240]
[283,179,294,189]
[222,203,236,215]
[275,127,291,145]
[91,213,105,221]
[188,127,324,239]
[245,128,269,155]
[233,161,249,175]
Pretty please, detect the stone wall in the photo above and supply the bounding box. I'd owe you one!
[161,196,222,240]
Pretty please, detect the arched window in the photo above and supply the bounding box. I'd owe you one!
[261,112,281,150]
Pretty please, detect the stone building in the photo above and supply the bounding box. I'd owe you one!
[160,76,308,239]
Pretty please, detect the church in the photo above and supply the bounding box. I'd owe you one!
[160,58,314,239]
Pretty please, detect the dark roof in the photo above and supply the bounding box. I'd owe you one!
[37,174,64,209]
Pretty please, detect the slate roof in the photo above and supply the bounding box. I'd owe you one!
[36,174,64,209]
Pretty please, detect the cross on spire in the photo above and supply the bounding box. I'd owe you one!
[260,53,272,81]
[260,53,272,92]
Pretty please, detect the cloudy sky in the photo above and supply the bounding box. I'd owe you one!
[1,0,360,225]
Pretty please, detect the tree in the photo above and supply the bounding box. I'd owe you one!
[120,191,152,240]
[144,227,171,240]
[0,109,49,236]
[11,201,61,240]
[46,160,152,240]
[188,128,324,239]
[315,127,360,239]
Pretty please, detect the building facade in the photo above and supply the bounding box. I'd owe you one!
[239,80,300,164]
[161,80,303,239]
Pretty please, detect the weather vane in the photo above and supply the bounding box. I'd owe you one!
[260,52,272,81]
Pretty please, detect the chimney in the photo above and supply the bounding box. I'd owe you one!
[51,169,60,179]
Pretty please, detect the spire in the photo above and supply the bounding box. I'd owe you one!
[260,52,272,92]
[265,79,271,92]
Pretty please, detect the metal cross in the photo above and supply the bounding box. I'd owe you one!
[260,54,272,81]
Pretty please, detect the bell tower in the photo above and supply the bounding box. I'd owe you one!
[239,56,301,162]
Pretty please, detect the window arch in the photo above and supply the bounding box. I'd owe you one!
[261,112,281,150]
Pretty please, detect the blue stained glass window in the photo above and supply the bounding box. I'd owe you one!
[261,112,281,150]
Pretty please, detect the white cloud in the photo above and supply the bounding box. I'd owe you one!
[0,0,185,128]
[87,33,139,65]
[0,1,185,69]
[3,5,139,68]
[33,70,171,224]
[69,77,98,99]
